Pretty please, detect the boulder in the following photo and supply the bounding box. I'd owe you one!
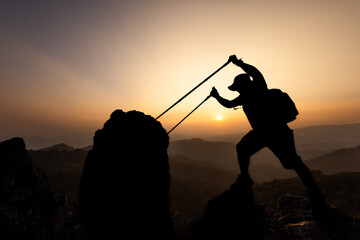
[192,176,266,240]
[192,179,360,240]
[275,195,360,240]
[79,110,173,239]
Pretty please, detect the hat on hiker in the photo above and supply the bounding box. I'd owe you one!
[228,74,252,91]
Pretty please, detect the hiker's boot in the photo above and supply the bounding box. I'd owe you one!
[309,191,330,222]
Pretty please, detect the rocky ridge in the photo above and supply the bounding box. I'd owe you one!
[0,137,79,240]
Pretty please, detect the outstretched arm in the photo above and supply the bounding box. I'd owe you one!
[210,87,242,108]
[229,55,268,90]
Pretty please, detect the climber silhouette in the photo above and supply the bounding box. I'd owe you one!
[210,55,324,206]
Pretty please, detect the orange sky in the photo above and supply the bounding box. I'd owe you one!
[0,0,360,147]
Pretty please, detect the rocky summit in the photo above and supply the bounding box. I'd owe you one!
[193,176,360,240]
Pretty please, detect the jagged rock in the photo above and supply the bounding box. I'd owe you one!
[0,137,79,240]
[192,176,266,240]
[276,195,313,224]
[52,195,79,240]
[192,182,360,240]
[281,220,335,240]
[270,195,360,240]
[79,110,173,239]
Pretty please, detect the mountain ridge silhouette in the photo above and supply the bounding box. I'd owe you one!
[2,122,360,150]
[40,143,75,151]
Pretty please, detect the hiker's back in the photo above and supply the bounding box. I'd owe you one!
[263,89,298,125]
[243,89,298,130]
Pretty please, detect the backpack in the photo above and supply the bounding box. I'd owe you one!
[266,89,299,123]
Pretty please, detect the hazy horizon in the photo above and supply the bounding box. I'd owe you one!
[2,121,360,150]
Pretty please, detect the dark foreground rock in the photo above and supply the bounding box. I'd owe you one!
[0,137,79,240]
[192,176,265,240]
[79,110,173,239]
[193,176,360,240]
[269,194,360,240]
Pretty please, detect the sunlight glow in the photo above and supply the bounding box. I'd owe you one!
[216,115,223,121]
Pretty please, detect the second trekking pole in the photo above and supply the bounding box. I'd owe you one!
[167,95,211,134]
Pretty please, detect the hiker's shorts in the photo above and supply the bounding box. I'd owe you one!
[236,125,302,169]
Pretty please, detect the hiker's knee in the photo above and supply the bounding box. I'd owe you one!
[237,151,250,167]
[236,141,249,156]
[281,155,303,170]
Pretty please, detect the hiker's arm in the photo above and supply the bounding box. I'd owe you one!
[229,55,268,90]
[210,87,242,108]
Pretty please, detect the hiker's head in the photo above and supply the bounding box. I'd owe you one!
[228,74,252,93]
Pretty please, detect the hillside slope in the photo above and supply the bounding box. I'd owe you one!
[306,145,360,174]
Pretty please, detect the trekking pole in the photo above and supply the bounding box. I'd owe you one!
[167,95,211,134]
[156,60,230,120]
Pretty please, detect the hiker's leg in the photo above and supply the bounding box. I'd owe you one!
[236,130,265,178]
[268,127,323,202]
[293,160,323,199]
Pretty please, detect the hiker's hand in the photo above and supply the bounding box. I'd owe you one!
[228,55,238,64]
[210,87,219,98]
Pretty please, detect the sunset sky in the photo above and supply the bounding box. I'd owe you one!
[1,0,360,147]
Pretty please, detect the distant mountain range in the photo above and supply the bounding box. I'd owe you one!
[168,136,360,182]
[19,122,360,183]
[2,123,359,150]
[168,138,238,170]
[203,123,360,148]
[294,123,360,151]
[35,122,360,177]
[175,123,360,167]
[38,143,92,152]
[37,138,358,183]
[167,136,357,170]
[169,144,360,183]
[40,143,75,151]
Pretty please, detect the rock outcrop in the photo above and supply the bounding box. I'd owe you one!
[268,194,360,240]
[193,176,360,240]
[192,176,265,240]
[79,110,173,239]
[0,137,78,240]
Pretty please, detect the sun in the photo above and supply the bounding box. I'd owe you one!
[216,115,223,121]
